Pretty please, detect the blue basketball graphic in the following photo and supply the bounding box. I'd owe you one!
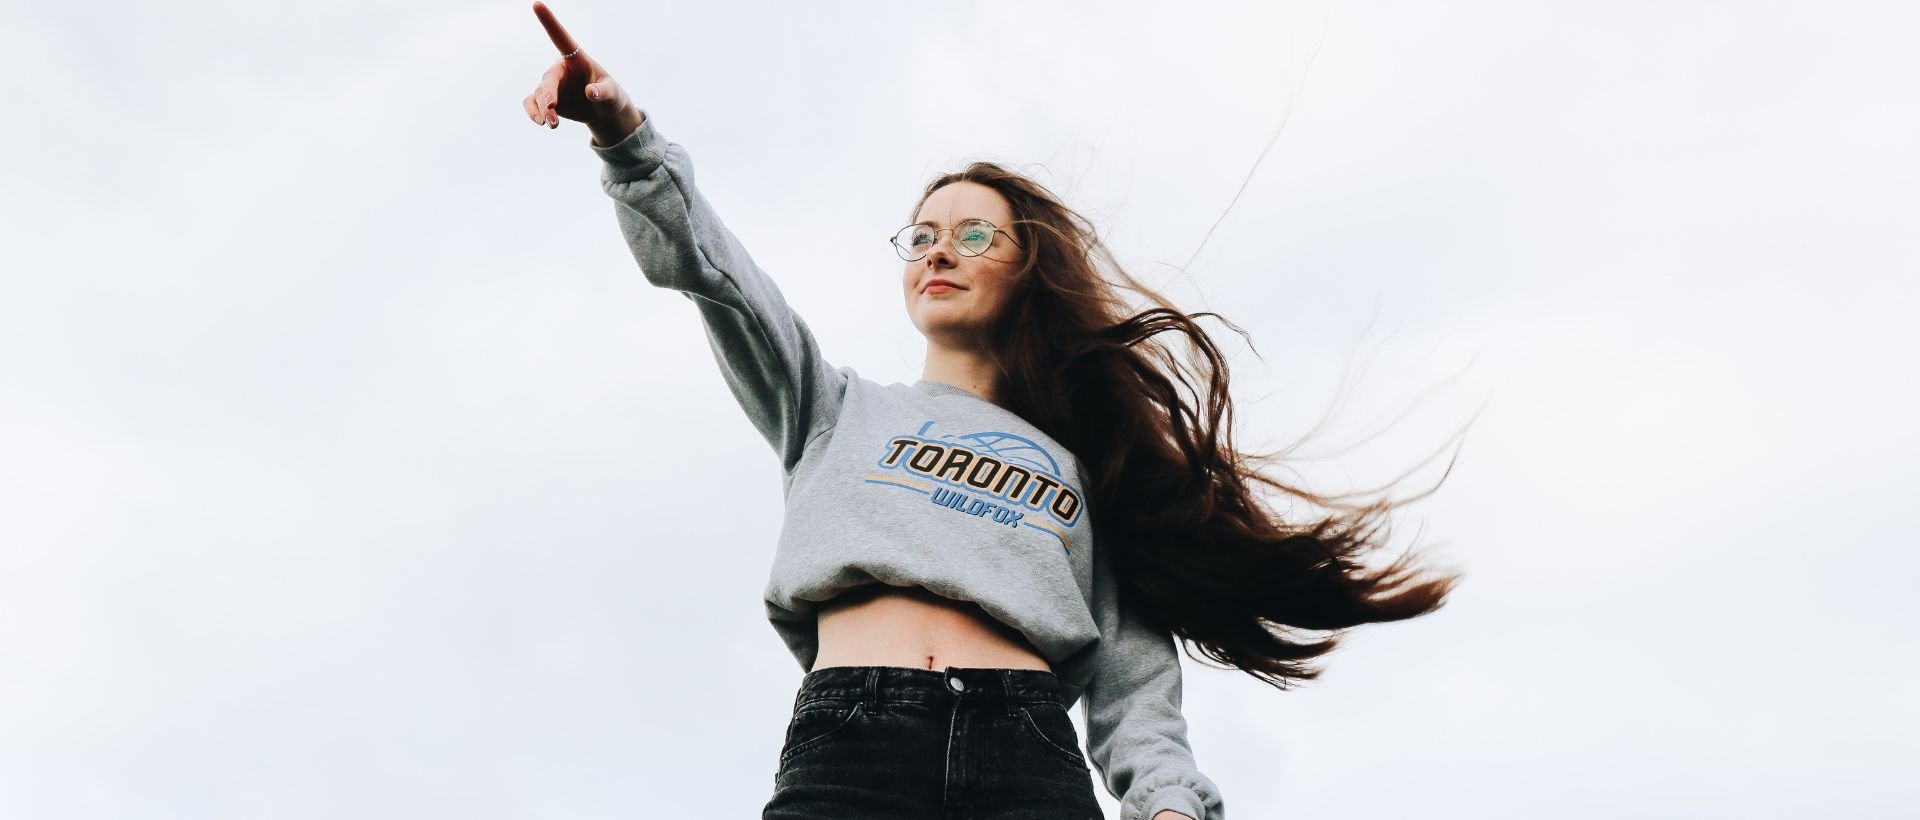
[937,428,1061,476]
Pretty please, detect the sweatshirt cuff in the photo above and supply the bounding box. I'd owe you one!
[1140,784,1207,820]
[588,108,665,183]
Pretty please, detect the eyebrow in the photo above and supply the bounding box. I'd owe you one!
[912,217,993,228]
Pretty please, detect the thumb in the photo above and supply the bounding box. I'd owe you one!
[585,82,611,102]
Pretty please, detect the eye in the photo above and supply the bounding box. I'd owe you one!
[964,230,988,242]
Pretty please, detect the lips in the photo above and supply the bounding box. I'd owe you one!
[924,278,966,293]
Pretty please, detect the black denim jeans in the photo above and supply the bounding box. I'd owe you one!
[763,665,1106,820]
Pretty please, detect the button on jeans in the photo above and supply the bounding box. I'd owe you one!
[763,665,1105,820]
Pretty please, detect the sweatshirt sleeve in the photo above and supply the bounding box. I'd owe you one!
[590,111,847,474]
[1082,542,1228,820]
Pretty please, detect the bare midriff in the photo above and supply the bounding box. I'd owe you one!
[811,582,1053,673]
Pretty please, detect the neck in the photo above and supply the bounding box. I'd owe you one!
[921,340,1005,407]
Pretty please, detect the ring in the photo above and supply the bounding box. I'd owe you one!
[562,46,580,59]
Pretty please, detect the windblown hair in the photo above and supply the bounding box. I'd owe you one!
[911,163,1465,690]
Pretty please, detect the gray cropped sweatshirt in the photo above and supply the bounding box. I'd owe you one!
[591,111,1226,820]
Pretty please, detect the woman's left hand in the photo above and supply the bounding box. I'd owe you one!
[1152,812,1196,820]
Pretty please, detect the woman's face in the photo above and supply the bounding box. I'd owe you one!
[901,181,1024,349]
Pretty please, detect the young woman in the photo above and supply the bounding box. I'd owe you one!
[522,5,1459,818]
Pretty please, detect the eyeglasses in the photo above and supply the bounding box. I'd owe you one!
[888,219,1021,262]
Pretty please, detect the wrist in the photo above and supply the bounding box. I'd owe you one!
[588,106,646,147]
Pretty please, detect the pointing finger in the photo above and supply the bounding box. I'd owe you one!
[532,2,581,59]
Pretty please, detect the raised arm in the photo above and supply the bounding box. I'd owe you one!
[1083,542,1228,820]
[521,3,847,473]
[592,116,847,471]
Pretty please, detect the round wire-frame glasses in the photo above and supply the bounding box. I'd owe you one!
[888,219,1021,262]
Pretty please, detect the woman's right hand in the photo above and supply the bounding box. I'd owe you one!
[523,2,645,146]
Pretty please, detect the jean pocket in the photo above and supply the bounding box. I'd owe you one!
[1017,702,1088,769]
[779,699,864,763]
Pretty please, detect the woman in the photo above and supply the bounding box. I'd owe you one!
[521,5,1459,819]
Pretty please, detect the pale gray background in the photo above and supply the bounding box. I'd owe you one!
[2,1,1913,818]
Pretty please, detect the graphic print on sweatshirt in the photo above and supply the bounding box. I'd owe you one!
[863,420,1084,555]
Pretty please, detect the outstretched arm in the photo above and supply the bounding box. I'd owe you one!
[592,117,847,471]
[520,3,847,472]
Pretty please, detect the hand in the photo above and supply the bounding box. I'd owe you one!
[1152,812,1196,820]
[521,2,644,144]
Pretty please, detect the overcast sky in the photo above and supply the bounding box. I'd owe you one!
[2,1,1914,818]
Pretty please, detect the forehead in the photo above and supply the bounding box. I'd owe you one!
[914,181,1013,226]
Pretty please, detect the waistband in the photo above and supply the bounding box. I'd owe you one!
[794,665,1068,711]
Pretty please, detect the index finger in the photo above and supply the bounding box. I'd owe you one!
[532,2,581,57]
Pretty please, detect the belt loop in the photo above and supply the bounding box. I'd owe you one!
[863,667,880,711]
[1000,669,1017,717]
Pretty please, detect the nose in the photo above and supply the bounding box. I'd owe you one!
[923,235,960,268]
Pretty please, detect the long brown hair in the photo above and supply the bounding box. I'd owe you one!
[912,163,1466,690]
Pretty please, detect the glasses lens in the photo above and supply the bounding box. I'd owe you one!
[896,224,937,260]
[955,220,997,256]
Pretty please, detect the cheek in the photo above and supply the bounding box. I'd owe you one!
[981,266,1020,308]
[901,273,924,323]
